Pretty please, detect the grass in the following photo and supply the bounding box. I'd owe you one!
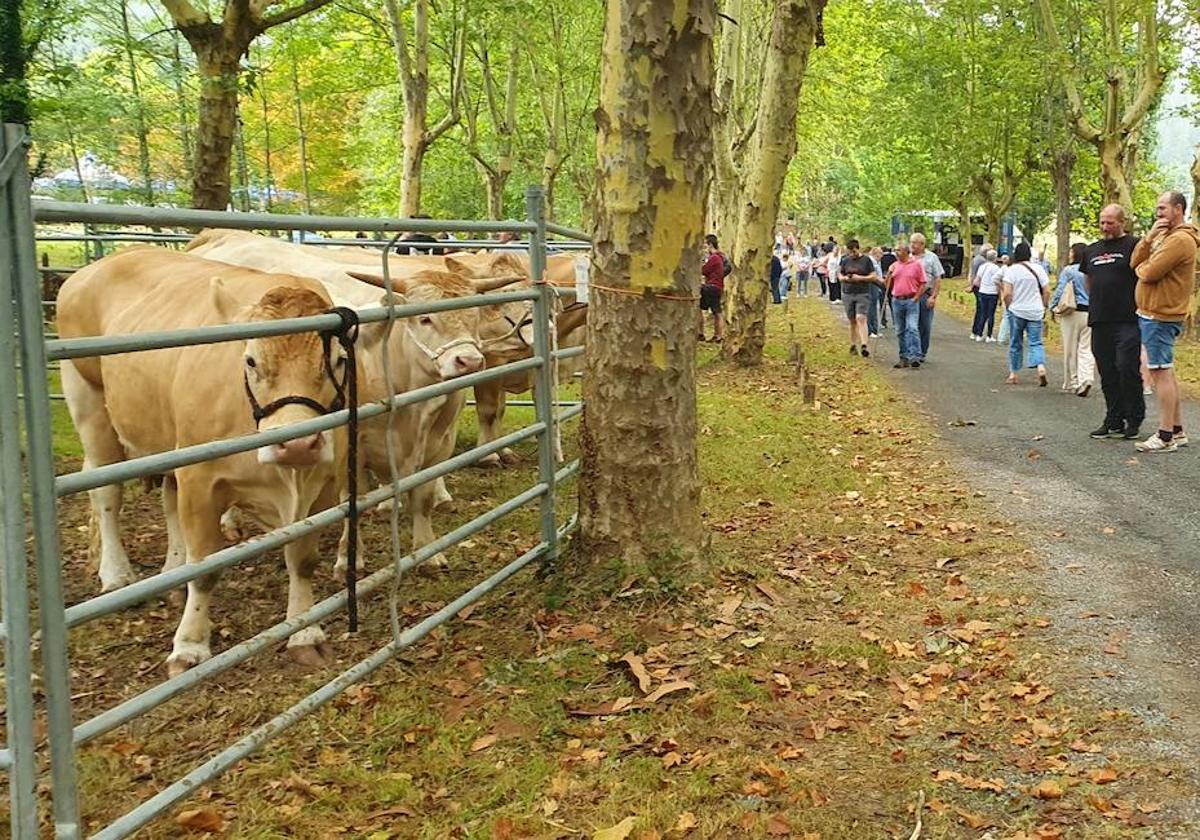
[6,300,1190,839]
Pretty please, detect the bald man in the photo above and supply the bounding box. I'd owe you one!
[1082,204,1145,441]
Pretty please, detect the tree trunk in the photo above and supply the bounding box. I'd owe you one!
[1098,136,1133,209]
[710,0,743,246]
[119,0,154,203]
[171,31,194,189]
[0,0,29,125]
[983,211,1001,250]
[191,45,242,210]
[1051,148,1075,270]
[233,108,251,212]
[166,0,334,211]
[399,107,426,216]
[955,199,972,259]
[1191,145,1200,226]
[579,0,715,566]
[723,0,825,366]
[257,46,273,211]
[289,48,313,213]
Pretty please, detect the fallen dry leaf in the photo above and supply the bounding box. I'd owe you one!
[764,814,792,836]
[593,816,637,840]
[673,811,698,834]
[470,734,498,753]
[957,809,993,829]
[620,652,653,694]
[175,808,227,834]
[740,636,766,649]
[1030,780,1064,800]
[1087,767,1118,785]
[642,681,696,705]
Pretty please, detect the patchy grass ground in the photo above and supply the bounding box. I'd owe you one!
[8,299,1189,839]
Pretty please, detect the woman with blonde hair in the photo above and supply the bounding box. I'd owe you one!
[1050,242,1095,396]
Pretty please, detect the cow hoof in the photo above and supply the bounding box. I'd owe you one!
[475,453,503,469]
[287,643,332,669]
[433,484,453,509]
[166,642,212,678]
[499,447,520,465]
[333,559,346,579]
[99,568,138,593]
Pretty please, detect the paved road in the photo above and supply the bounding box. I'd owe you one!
[859,301,1200,772]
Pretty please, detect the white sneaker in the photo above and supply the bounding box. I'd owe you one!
[985,337,997,343]
[869,332,881,338]
[1134,433,1178,453]
[1175,433,1189,447]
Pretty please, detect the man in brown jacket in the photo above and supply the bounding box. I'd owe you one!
[1131,190,1200,453]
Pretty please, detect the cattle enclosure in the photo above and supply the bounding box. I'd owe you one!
[1,123,589,838]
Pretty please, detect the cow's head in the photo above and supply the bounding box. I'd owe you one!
[216,281,346,467]
[442,254,539,362]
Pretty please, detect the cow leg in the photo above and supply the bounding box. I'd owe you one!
[61,361,136,592]
[433,477,453,509]
[160,476,186,573]
[160,475,187,606]
[285,531,331,668]
[333,458,369,579]
[411,481,446,570]
[473,382,509,468]
[167,478,224,677]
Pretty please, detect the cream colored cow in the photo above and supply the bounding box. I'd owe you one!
[57,248,357,674]
[184,229,523,566]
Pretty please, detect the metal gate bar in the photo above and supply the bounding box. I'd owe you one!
[4,120,591,839]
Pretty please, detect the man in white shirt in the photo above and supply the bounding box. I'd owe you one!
[910,232,945,361]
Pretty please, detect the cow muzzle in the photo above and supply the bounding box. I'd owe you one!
[258,429,330,466]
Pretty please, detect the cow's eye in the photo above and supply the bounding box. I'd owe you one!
[245,356,257,369]
[336,355,348,368]
[419,316,433,326]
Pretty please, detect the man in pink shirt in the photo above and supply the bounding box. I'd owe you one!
[885,242,927,368]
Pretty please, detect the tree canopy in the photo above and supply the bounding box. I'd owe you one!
[17,0,1193,233]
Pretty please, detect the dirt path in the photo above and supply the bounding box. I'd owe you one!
[863,302,1200,781]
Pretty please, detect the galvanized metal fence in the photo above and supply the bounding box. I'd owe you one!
[2,122,587,838]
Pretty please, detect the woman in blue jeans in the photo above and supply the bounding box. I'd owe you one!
[1000,242,1050,386]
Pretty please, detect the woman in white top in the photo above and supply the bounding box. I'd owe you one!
[973,249,1003,341]
[1000,242,1050,386]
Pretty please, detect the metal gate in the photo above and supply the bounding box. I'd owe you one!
[1,123,587,838]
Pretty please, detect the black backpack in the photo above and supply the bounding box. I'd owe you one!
[721,253,733,277]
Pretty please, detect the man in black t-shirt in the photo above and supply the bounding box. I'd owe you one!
[838,239,880,357]
[1081,204,1144,440]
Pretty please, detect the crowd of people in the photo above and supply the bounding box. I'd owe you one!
[699,190,1198,453]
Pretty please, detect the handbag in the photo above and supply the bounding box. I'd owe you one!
[1052,276,1077,315]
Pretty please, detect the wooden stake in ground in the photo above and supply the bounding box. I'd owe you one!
[579,0,716,566]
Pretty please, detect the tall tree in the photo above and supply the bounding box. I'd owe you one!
[1035,0,1166,208]
[382,0,465,216]
[722,0,826,365]
[117,0,154,203]
[460,30,517,220]
[162,0,333,210]
[579,0,715,564]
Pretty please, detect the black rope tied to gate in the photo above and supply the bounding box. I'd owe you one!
[242,306,362,631]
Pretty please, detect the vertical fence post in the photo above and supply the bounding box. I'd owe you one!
[4,123,83,839]
[526,185,559,561]
[0,124,41,840]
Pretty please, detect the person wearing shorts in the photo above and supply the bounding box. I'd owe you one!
[838,239,879,357]
[698,234,726,343]
[1130,191,1200,452]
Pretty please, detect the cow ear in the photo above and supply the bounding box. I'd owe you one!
[443,255,470,275]
[209,276,243,322]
